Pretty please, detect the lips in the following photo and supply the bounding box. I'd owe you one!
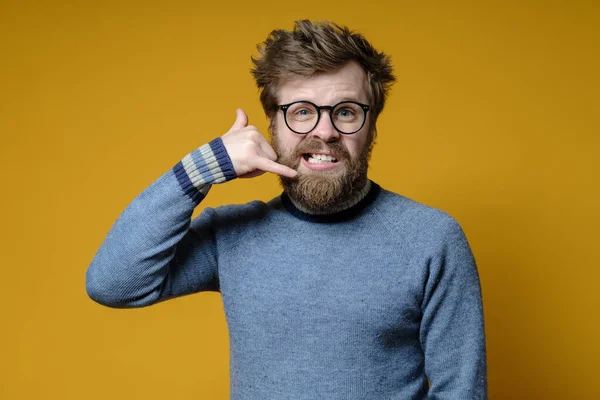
[302,153,339,163]
[293,138,348,169]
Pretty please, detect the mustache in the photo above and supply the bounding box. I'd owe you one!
[294,138,349,160]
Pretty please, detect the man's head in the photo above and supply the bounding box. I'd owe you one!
[251,20,395,212]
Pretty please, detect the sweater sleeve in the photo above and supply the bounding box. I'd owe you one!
[420,217,487,399]
[85,137,236,308]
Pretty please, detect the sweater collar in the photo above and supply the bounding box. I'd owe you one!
[280,180,381,223]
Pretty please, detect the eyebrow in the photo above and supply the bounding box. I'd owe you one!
[285,96,365,105]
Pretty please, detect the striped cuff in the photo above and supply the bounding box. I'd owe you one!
[173,137,237,203]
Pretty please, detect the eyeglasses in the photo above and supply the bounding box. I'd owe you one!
[278,100,370,135]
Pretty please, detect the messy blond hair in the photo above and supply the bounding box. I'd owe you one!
[251,20,396,129]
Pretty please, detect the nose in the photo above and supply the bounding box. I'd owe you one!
[309,110,340,141]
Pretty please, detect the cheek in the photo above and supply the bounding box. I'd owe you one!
[342,136,366,157]
[276,119,304,147]
[344,120,371,156]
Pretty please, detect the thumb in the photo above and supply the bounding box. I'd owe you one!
[229,108,248,131]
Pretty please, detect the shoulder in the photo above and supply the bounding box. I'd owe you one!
[212,200,270,220]
[372,187,466,247]
[192,196,285,234]
[200,199,271,226]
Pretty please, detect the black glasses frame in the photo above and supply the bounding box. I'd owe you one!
[278,100,370,135]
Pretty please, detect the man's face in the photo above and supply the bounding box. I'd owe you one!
[271,61,375,211]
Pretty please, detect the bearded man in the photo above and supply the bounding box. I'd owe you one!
[87,20,487,399]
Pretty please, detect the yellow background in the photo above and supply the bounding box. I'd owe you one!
[1,1,598,399]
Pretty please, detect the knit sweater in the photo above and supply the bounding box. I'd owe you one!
[86,137,487,399]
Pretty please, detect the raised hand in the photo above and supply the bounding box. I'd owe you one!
[221,109,297,179]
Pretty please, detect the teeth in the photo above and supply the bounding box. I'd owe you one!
[308,154,337,163]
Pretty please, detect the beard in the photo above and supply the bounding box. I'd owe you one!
[271,126,374,213]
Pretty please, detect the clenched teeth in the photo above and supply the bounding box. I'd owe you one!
[305,153,338,163]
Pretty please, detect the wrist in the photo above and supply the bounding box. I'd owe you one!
[173,137,237,201]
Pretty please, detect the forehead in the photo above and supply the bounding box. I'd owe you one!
[277,61,369,105]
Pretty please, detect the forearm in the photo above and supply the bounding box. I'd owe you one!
[85,138,236,308]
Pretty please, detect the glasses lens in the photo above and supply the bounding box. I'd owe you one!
[285,102,319,134]
[332,102,366,134]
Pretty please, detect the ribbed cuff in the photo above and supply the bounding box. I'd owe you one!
[173,137,237,203]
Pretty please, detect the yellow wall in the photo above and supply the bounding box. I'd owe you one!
[1,1,598,398]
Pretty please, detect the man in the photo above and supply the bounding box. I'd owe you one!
[87,20,487,399]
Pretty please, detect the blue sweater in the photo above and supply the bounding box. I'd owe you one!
[86,138,487,399]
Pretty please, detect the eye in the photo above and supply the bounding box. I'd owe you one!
[336,108,355,117]
[294,107,315,116]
